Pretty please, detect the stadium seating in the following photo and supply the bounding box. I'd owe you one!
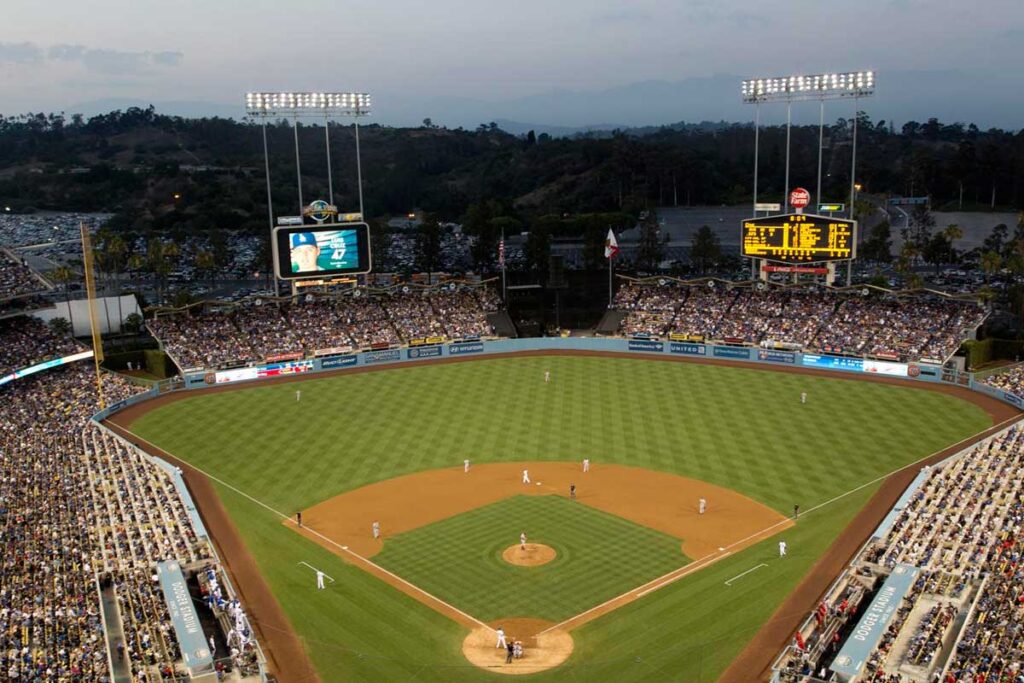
[0,250,47,301]
[148,286,500,370]
[617,283,985,363]
[0,316,82,376]
[981,365,1024,400]
[0,362,262,679]
[775,423,1024,682]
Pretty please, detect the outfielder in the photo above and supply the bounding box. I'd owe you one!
[544,370,550,383]
[296,390,301,402]
[800,391,806,404]
[779,540,787,557]
[522,469,530,484]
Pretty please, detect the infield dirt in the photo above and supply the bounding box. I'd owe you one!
[503,543,556,567]
[106,350,1018,682]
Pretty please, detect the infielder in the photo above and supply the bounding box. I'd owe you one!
[495,627,507,649]
[582,458,590,473]
[699,497,707,515]
[372,521,381,539]
[800,391,806,404]
[520,532,527,549]
[464,459,470,473]
[522,469,530,484]
[316,569,325,590]
[779,540,787,557]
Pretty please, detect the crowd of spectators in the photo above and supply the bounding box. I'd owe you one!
[0,250,47,301]
[981,365,1024,400]
[0,316,82,376]
[148,287,501,369]
[617,283,985,362]
[0,354,262,679]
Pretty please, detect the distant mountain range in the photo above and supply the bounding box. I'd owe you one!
[65,69,1024,135]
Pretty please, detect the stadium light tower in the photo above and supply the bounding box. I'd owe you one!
[741,71,875,283]
[245,92,372,267]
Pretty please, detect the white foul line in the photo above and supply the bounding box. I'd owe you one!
[106,425,491,632]
[724,563,767,586]
[298,561,335,583]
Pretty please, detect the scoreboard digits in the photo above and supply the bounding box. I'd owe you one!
[741,213,856,263]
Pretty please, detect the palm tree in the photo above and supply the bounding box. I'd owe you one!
[196,250,216,291]
[980,250,1002,284]
[51,266,78,335]
[943,224,963,266]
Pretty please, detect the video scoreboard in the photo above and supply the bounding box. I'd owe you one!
[741,213,856,263]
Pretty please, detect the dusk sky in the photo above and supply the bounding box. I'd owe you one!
[2,0,1022,128]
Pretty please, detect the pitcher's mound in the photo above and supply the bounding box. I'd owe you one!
[462,618,573,674]
[502,543,556,567]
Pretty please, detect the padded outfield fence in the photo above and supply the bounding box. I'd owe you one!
[91,335,1021,423]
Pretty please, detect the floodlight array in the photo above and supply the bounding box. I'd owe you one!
[245,92,372,115]
[741,71,874,103]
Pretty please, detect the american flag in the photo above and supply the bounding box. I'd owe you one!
[498,237,505,267]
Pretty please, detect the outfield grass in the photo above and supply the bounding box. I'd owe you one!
[130,355,993,681]
[374,495,686,622]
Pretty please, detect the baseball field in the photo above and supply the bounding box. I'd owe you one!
[113,353,1001,682]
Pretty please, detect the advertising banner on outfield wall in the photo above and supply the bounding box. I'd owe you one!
[712,346,750,359]
[863,359,909,377]
[670,342,706,356]
[407,346,442,359]
[364,349,402,364]
[1004,392,1023,407]
[320,355,358,370]
[801,354,864,372]
[757,349,795,364]
[215,367,259,384]
[448,342,484,355]
[628,340,664,352]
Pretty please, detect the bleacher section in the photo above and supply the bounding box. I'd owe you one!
[772,423,1024,683]
[616,282,985,364]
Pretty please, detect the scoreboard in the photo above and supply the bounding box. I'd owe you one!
[741,213,856,263]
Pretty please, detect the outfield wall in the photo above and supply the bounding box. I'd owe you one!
[89,336,1018,422]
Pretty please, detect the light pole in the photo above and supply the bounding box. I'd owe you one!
[741,71,875,284]
[245,92,372,290]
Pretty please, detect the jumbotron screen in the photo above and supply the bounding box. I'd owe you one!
[273,222,372,280]
[741,213,856,263]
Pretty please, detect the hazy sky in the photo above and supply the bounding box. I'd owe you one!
[2,0,1022,125]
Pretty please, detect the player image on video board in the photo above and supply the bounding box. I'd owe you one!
[289,230,361,274]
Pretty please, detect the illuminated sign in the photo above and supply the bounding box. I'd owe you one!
[741,213,856,263]
[818,203,845,213]
[273,222,372,280]
[0,349,95,387]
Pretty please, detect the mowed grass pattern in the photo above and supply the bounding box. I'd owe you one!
[132,356,991,514]
[129,356,994,682]
[374,495,686,622]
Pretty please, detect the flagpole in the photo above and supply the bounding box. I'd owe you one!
[500,229,507,302]
[608,247,613,306]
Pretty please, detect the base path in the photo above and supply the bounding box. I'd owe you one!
[503,543,556,567]
[296,461,789,561]
[462,618,573,676]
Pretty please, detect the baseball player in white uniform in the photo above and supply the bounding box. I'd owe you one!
[296,390,301,402]
[779,540,787,557]
[699,497,707,515]
[522,469,530,484]
[316,570,325,590]
[464,459,470,473]
[496,627,507,649]
[372,521,381,539]
[800,392,807,404]
[520,532,527,549]
[583,458,590,473]
[544,370,550,383]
